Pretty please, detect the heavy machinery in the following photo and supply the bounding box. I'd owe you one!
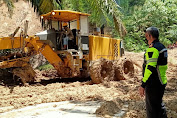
[0,10,133,85]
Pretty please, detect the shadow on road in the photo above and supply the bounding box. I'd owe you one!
[32,76,91,86]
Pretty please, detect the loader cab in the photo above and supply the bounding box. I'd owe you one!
[39,10,90,53]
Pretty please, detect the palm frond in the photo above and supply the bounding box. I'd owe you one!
[113,15,127,37]
[86,0,127,37]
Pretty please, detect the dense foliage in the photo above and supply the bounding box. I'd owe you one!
[123,0,177,51]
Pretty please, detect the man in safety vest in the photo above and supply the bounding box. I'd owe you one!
[139,27,168,118]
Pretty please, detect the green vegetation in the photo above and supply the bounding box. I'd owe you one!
[2,0,177,52]
[123,0,177,51]
[37,63,54,71]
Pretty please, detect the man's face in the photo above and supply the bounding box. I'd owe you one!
[63,26,67,30]
[145,32,151,41]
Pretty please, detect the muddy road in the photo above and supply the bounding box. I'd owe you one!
[0,48,177,118]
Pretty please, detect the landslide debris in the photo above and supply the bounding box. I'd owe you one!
[0,49,176,118]
[95,100,122,116]
[0,0,42,37]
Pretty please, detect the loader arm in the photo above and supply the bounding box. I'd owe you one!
[0,36,69,77]
[24,36,67,77]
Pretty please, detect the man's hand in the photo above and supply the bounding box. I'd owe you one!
[139,86,145,97]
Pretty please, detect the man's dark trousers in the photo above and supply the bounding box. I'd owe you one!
[145,85,167,118]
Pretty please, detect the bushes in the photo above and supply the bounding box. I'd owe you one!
[37,63,54,71]
[123,0,177,51]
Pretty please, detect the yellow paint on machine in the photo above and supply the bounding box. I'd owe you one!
[0,37,25,49]
[89,35,121,61]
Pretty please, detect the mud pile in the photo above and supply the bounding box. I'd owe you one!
[95,100,122,116]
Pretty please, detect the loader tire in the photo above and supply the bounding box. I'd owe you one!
[89,61,102,84]
[114,58,134,80]
[90,58,115,84]
[12,64,36,86]
[114,66,125,81]
[0,69,14,85]
[122,59,134,77]
[90,58,134,84]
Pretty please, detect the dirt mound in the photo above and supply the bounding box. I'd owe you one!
[95,100,121,116]
[35,69,58,82]
[90,57,134,84]
[0,0,42,37]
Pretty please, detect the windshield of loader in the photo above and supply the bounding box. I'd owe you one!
[40,10,90,50]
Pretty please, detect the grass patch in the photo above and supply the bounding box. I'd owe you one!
[37,64,54,71]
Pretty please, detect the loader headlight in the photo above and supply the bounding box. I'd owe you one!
[41,16,43,19]
[52,12,56,15]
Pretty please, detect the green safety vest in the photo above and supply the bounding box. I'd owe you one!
[142,40,167,88]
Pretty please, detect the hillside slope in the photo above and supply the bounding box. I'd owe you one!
[0,0,42,37]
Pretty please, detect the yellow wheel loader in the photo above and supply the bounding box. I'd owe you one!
[0,10,134,85]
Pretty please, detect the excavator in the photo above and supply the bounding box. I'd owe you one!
[0,10,133,85]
